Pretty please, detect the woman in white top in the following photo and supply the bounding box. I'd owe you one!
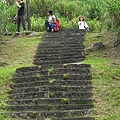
[45,10,56,32]
[78,16,89,31]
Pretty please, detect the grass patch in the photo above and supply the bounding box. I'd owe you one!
[83,32,120,120]
[0,32,43,119]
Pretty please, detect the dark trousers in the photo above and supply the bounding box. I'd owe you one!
[17,15,26,32]
[45,21,55,31]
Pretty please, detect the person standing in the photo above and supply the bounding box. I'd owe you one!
[16,0,26,32]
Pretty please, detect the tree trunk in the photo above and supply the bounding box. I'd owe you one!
[26,0,31,31]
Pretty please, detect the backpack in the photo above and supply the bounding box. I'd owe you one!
[54,18,60,32]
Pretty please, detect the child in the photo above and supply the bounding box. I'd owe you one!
[78,16,90,32]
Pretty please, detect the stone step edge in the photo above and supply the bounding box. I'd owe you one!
[14,68,90,74]
[10,79,92,88]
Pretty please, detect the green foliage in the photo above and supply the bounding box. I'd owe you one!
[31,16,45,31]
[0,0,120,38]
[87,0,105,20]
[0,2,16,33]
[88,19,103,32]
[104,0,120,42]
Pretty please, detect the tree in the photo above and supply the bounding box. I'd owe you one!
[26,0,31,30]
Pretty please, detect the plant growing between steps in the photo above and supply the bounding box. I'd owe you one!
[35,73,40,81]
[61,98,68,104]
[48,104,53,111]
[47,67,54,75]
[63,63,68,68]
[33,98,38,105]
[36,73,40,78]
[35,86,40,91]
[48,78,55,85]
[62,85,67,91]
[63,73,68,79]
[49,92,54,98]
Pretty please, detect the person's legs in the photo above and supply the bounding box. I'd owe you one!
[17,16,21,32]
[45,21,51,31]
[50,24,55,32]
[20,15,26,31]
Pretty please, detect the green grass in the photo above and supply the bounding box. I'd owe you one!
[83,32,120,120]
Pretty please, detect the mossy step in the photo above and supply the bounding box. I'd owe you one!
[7,98,94,106]
[11,80,92,89]
[34,55,85,62]
[9,91,93,100]
[36,45,85,50]
[35,50,85,55]
[8,104,94,111]
[8,109,93,119]
[38,43,84,48]
[42,33,84,38]
[35,49,84,56]
[43,30,85,37]
[39,40,84,46]
[14,68,90,77]
[33,58,85,65]
[12,74,92,83]
[42,31,84,38]
[9,85,93,94]
[15,64,91,73]
[42,31,84,37]
[34,53,85,59]
[40,39,84,43]
[56,117,95,120]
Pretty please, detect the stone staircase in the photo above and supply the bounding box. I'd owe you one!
[7,29,94,120]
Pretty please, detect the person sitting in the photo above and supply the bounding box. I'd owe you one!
[45,10,56,32]
[78,16,90,32]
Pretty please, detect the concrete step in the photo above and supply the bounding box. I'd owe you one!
[7,98,94,106]
[9,85,93,94]
[36,45,85,50]
[34,54,85,58]
[12,74,92,83]
[39,41,84,46]
[15,64,91,73]
[33,58,85,65]
[34,50,84,56]
[10,80,92,89]
[9,91,93,100]
[56,117,95,120]
[8,104,94,111]
[14,68,90,77]
[8,109,93,119]
[37,43,85,49]
[34,55,85,62]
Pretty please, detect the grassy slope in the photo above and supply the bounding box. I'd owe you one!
[0,31,120,120]
[84,32,120,120]
[0,33,43,120]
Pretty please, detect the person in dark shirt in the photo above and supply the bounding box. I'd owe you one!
[16,0,26,32]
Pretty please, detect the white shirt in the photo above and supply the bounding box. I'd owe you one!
[78,21,88,29]
[48,15,56,24]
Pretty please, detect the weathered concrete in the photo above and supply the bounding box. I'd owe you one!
[7,29,94,120]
